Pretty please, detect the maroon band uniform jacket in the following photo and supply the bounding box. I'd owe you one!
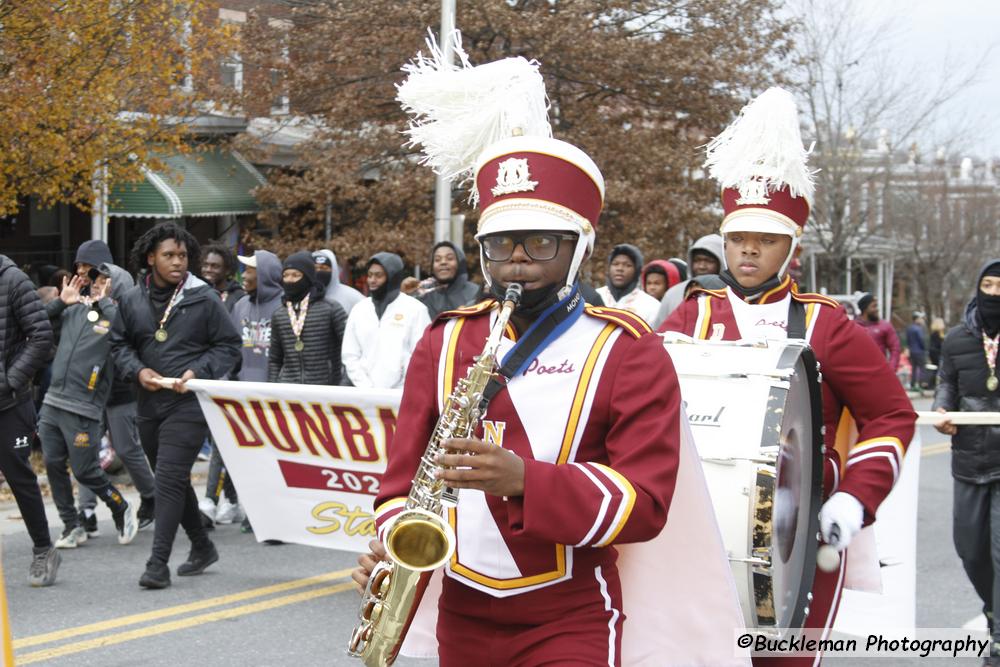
[660,277,916,522]
[375,300,681,599]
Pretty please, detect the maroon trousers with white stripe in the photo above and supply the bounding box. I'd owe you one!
[436,565,625,667]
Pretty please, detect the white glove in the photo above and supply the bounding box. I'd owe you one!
[819,492,864,551]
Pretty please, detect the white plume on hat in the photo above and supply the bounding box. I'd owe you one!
[396,29,551,202]
[703,87,815,204]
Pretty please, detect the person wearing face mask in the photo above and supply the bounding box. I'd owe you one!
[267,251,347,386]
[854,293,901,372]
[419,241,482,319]
[933,259,1000,663]
[660,88,915,666]
[341,252,430,389]
[313,249,364,315]
[595,244,660,324]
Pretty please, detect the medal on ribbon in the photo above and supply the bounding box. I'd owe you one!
[153,276,186,344]
[984,332,999,392]
[287,293,310,353]
[86,310,99,322]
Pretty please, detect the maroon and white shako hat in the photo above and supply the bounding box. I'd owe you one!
[703,87,815,274]
[397,30,604,291]
[473,136,604,248]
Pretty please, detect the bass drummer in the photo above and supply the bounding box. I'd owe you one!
[659,88,915,665]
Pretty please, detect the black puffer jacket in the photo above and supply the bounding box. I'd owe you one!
[268,293,347,385]
[933,259,1000,484]
[0,255,54,411]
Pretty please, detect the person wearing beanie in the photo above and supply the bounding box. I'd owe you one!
[934,259,1000,659]
[854,293,901,372]
[74,240,114,298]
[650,234,724,328]
[341,252,430,388]
[419,241,482,319]
[641,260,683,301]
[268,251,347,386]
[313,249,364,315]
[595,244,660,324]
[660,87,915,665]
[40,265,142,549]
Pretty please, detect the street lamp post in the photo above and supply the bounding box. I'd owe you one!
[433,0,457,244]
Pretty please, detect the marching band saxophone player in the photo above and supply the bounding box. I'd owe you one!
[351,131,685,664]
[659,88,916,665]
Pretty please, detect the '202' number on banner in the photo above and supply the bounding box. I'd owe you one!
[321,469,380,494]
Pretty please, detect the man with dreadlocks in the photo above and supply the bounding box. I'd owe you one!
[110,222,241,589]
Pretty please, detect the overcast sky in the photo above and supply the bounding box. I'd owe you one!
[862,0,1000,158]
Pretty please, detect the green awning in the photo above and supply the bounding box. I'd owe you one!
[109,148,267,218]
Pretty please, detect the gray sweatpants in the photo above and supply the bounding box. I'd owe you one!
[38,404,121,528]
[79,401,156,511]
[954,478,1000,644]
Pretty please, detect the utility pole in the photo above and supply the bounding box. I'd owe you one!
[433,0,456,244]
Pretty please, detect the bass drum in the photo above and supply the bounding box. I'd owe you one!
[663,336,824,635]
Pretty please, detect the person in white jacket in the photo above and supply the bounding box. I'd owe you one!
[342,252,431,389]
[594,243,660,324]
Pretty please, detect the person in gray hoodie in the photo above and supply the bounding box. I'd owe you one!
[41,264,139,548]
[313,249,364,315]
[199,250,283,529]
[650,233,724,328]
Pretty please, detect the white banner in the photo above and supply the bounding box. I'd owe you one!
[187,379,401,552]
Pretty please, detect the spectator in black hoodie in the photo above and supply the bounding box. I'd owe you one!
[419,241,481,318]
[268,251,347,385]
[111,223,241,589]
[934,258,1000,659]
[201,243,246,313]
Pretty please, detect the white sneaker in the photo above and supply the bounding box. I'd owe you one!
[55,525,88,549]
[114,501,139,545]
[215,498,241,524]
[198,497,217,523]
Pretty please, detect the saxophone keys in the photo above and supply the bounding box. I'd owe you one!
[370,602,384,623]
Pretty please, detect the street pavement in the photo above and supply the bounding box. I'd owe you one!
[0,395,987,665]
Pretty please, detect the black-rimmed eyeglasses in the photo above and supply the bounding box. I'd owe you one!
[481,233,577,262]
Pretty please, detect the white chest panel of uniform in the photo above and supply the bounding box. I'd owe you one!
[727,288,790,341]
[436,313,621,596]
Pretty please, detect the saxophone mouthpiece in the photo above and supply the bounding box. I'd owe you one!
[503,283,523,307]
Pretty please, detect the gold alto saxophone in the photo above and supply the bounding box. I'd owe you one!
[348,283,523,666]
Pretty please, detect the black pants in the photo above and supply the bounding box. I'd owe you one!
[206,438,237,504]
[954,478,1000,642]
[139,414,211,565]
[0,400,51,548]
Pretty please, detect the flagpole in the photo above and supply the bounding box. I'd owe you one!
[433,0,456,243]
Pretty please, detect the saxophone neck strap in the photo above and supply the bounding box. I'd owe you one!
[481,286,584,406]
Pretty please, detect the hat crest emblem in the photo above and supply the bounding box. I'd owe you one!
[491,158,538,197]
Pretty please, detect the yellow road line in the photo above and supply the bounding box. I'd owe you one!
[14,568,354,649]
[16,581,355,664]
